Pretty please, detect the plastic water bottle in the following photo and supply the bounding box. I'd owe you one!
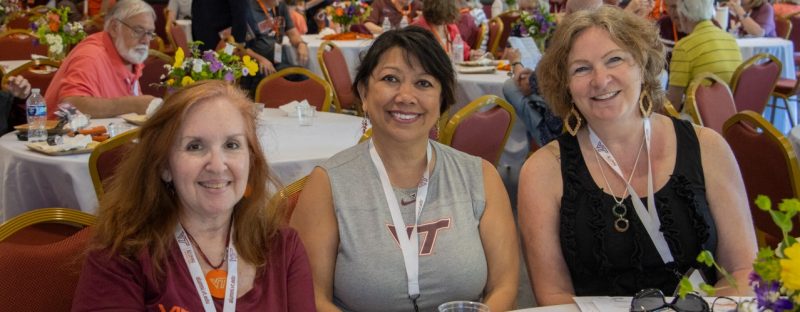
[382,17,392,33]
[451,35,465,64]
[26,88,47,142]
[399,16,409,29]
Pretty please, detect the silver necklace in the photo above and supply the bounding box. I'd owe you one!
[592,136,646,233]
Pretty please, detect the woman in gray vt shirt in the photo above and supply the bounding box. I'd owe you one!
[290,27,520,311]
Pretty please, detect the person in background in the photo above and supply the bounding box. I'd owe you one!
[287,0,308,35]
[1,76,32,134]
[166,0,192,25]
[303,0,333,34]
[44,0,158,119]
[666,0,742,110]
[364,0,422,34]
[457,0,480,49]
[774,0,800,18]
[412,0,472,61]
[72,80,316,311]
[519,5,756,305]
[657,0,686,43]
[191,0,250,51]
[565,0,602,13]
[725,0,776,37]
[242,0,309,83]
[290,27,520,311]
[88,0,116,17]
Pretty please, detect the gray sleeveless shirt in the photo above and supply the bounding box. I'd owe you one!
[321,140,487,311]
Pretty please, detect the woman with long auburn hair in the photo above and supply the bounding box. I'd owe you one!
[72,80,315,311]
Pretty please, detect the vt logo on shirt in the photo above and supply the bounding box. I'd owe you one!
[387,218,451,255]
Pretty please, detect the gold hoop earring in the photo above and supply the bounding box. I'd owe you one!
[639,89,653,117]
[564,106,582,136]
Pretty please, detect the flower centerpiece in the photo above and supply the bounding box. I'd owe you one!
[516,6,556,52]
[680,195,800,311]
[324,0,371,37]
[161,42,258,90]
[30,6,86,60]
[0,0,22,25]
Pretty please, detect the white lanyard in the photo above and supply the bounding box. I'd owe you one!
[174,224,239,312]
[368,139,433,305]
[588,118,674,264]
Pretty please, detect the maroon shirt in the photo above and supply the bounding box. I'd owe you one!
[366,0,422,27]
[72,228,315,311]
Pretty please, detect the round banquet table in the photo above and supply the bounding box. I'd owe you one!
[0,109,362,221]
[286,34,374,79]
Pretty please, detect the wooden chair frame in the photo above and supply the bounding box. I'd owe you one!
[0,208,95,241]
[440,95,516,165]
[684,72,735,126]
[255,67,334,112]
[88,128,140,199]
[474,22,488,52]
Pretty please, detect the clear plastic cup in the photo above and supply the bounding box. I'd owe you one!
[438,301,490,312]
[296,105,315,126]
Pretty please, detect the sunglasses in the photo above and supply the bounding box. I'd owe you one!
[630,289,709,312]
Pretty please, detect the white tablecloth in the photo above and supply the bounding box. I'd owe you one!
[0,109,361,221]
[736,37,796,79]
[285,34,373,78]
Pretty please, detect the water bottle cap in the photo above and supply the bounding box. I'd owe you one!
[31,88,41,94]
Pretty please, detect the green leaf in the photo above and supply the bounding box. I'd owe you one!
[755,195,772,211]
[778,198,800,214]
[696,250,716,267]
[769,210,793,234]
[677,278,694,299]
[699,283,716,296]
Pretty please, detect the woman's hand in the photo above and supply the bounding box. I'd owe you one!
[7,76,31,99]
[254,54,277,75]
[296,42,310,65]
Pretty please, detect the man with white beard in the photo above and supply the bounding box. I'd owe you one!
[45,0,157,118]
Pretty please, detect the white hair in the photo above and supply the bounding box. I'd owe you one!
[104,0,156,30]
[677,0,714,23]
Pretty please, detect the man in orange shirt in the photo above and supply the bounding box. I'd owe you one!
[45,0,157,118]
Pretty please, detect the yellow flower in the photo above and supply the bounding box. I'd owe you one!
[173,47,184,68]
[181,76,194,86]
[242,55,258,76]
[166,78,175,86]
[780,243,800,290]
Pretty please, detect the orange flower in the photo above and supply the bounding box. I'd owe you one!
[49,21,59,32]
[336,7,344,16]
[47,12,60,32]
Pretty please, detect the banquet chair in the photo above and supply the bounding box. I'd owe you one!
[473,22,488,52]
[440,95,516,165]
[487,17,504,58]
[494,10,522,58]
[722,111,800,247]
[661,100,682,119]
[786,11,800,66]
[684,72,737,134]
[776,15,793,40]
[318,41,361,115]
[140,49,172,97]
[0,29,49,60]
[273,175,309,224]
[0,208,95,311]
[4,11,36,30]
[771,72,800,127]
[1,59,60,96]
[88,128,140,199]
[255,67,333,112]
[730,53,782,114]
[149,35,166,52]
[166,20,190,53]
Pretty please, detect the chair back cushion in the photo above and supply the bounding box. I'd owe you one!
[140,51,170,96]
[321,44,357,111]
[256,69,331,111]
[0,226,92,311]
[694,77,737,133]
[788,12,800,53]
[776,16,792,40]
[0,31,49,60]
[732,55,781,113]
[723,112,800,246]
[496,11,521,57]
[488,18,503,57]
[168,23,189,53]
[449,106,511,164]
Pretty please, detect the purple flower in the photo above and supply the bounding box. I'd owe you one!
[750,274,795,312]
[224,71,234,82]
[202,51,223,73]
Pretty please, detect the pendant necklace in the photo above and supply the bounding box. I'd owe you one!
[592,136,645,233]
[184,225,231,299]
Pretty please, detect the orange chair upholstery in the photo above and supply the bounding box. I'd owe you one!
[723,111,800,247]
[1,59,60,96]
[255,67,333,112]
[318,41,360,115]
[440,95,516,165]
[273,176,309,223]
[140,49,171,97]
[88,128,140,199]
[0,208,95,311]
[166,21,189,53]
[684,72,737,133]
[494,10,521,58]
[0,29,49,60]
[487,17,504,58]
[776,15,793,40]
[730,53,782,114]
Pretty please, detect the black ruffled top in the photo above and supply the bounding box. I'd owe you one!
[557,117,718,296]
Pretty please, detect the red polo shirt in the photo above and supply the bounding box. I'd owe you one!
[45,31,144,118]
